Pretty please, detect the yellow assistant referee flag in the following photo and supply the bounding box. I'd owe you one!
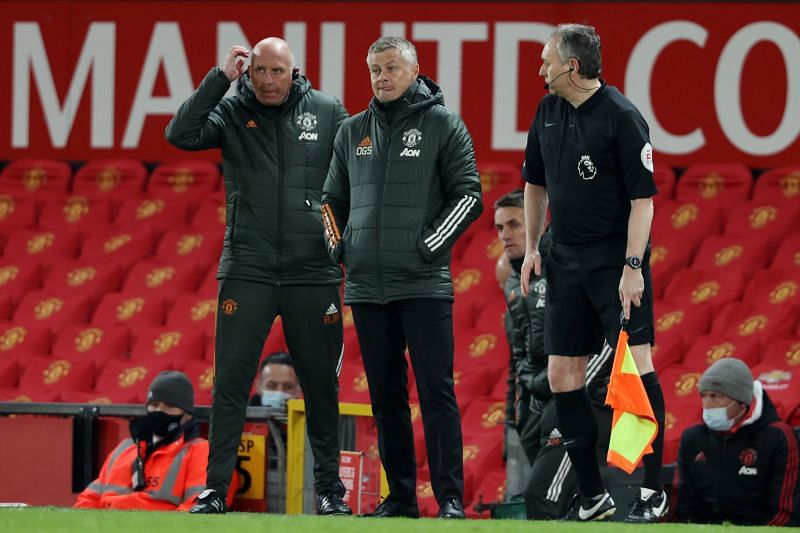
[604,328,658,474]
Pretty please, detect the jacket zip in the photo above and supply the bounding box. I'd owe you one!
[275,117,284,287]
[376,121,390,304]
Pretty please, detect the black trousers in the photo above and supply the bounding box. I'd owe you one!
[351,299,464,505]
[206,279,344,495]
[525,404,612,519]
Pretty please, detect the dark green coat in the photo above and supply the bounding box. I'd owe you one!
[165,68,348,285]
[321,76,482,304]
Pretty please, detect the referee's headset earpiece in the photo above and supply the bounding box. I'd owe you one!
[292,67,300,80]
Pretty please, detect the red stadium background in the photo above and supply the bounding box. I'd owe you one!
[1,1,798,168]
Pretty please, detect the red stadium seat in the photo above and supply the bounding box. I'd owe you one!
[3,228,81,264]
[52,325,131,361]
[451,264,504,327]
[489,370,510,401]
[38,195,113,237]
[690,234,769,274]
[660,365,703,464]
[197,266,219,296]
[17,356,95,397]
[475,162,522,229]
[43,260,124,305]
[653,300,712,348]
[742,269,800,309]
[460,227,504,273]
[130,327,205,370]
[662,268,746,309]
[154,228,222,265]
[771,232,800,270]
[147,160,220,205]
[0,259,42,305]
[652,166,677,206]
[0,389,61,403]
[710,301,798,343]
[93,359,169,404]
[122,259,205,300]
[682,335,761,372]
[113,195,191,234]
[191,196,227,231]
[757,337,800,369]
[473,296,508,338]
[752,166,800,205]
[166,293,218,334]
[182,359,215,406]
[461,432,504,504]
[0,294,11,322]
[13,290,91,334]
[0,158,71,195]
[652,336,684,374]
[454,328,508,375]
[72,159,147,200]
[0,322,50,358]
[675,163,753,209]
[80,227,155,266]
[460,396,506,438]
[651,200,723,252]
[650,233,696,298]
[338,357,371,404]
[92,293,168,329]
[0,194,37,230]
[0,357,19,389]
[723,201,800,252]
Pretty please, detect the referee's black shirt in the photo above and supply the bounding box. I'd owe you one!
[523,80,658,246]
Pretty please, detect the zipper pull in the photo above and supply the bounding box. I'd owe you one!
[304,196,312,208]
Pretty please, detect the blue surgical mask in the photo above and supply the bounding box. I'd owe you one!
[260,390,291,409]
[703,406,735,431]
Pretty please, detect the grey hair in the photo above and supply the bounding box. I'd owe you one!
[366,36,418,65]
[551,24,602,79]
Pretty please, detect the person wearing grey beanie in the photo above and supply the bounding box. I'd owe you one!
[698,358,754,431]
[675,358,799,525]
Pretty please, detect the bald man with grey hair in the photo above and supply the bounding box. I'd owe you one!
[166,38,351,515]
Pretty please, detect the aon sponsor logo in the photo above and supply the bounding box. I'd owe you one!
[299,131,319,141]
[356,146,372,156]
[400,148,421,157]
[738,466,757,476]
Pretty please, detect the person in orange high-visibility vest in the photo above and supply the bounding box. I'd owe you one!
[75,371,238,511]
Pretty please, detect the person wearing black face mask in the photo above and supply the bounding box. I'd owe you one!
[676,358,799,525]
[75,371,239,511]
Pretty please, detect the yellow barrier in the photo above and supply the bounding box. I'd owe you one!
[286,399,388,514]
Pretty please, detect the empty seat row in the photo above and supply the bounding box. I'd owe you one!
[0,158,221,203]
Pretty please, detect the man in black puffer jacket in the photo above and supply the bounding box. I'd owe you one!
[165,37,351,516]
[676,358,799,525]
[321,36,482,519]
[495,188,612,519]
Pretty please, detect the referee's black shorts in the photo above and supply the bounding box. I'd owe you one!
[543,239,654,356]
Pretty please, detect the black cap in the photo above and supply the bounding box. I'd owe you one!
[146,371,195,413]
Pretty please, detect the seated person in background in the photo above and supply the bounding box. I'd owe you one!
[249,351,302,513]
[250,351,301,409]
[75,371,237,511]
[676,358,799,526]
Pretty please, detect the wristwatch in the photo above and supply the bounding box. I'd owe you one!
[625,256,642,270]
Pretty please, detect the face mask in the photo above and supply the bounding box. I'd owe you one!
[260,390,291,409]
[147,410,184,439]
[703,406,735,431]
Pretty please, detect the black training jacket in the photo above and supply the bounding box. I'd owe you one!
[166,68,348,285]
[321,76,482,303]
